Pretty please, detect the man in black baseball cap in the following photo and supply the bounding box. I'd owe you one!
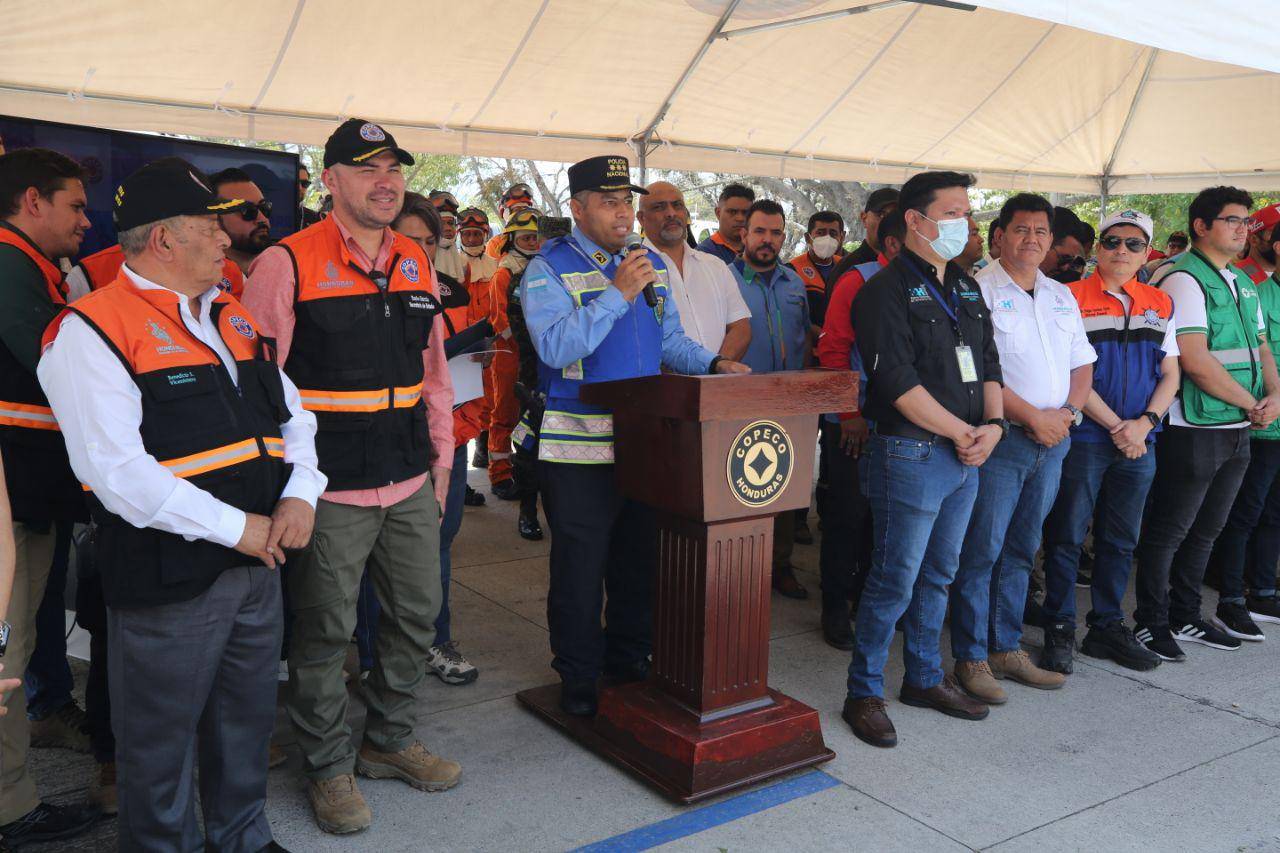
[113,157,244,232]
[847,185,899,266]
[322,119,414,169]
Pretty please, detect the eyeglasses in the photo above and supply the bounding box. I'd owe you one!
[1099,235,1149,252]
[1214,215,1251,230]
[1058,254,1087,270]
[234,200,272,222]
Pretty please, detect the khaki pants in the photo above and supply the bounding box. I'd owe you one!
[284,480,442,780]
[0,523,55,824]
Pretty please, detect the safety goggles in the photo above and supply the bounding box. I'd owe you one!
[1099,235,1149,253]
[430,191,460,212]
[233,200,273,222]
[507,209,541,230]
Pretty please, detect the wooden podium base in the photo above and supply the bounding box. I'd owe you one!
[516,681,834,804]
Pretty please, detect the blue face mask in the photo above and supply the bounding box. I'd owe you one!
[917,213,969,261]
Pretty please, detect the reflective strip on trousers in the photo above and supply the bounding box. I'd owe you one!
[0,401,59,431]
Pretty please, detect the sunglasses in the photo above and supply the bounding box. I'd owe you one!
[1099,235,1149,252]
[234,200,273,222]
[298,178,310,189]
[1058,254,1087,270]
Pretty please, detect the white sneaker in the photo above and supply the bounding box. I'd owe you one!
[425,641,479,685]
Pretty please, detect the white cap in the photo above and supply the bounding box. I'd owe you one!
[1099,208,1153,244]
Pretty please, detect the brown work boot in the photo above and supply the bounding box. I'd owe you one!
[308,774,372,835]
[841,696,897,748]
[990,648,1066,690]
[268,743,288,769]
[899,674,990,720]
[954,659,1007,705]
[29,702,91,753]
[356,740,462,792]
[89,761,118,815]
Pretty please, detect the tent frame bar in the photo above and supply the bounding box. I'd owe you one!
[4,83,1279,192]
[717,0,975,41]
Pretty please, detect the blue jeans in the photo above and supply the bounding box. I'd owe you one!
[952,428,1069,660]
[354,445,468,670]
[1209,439,1280,602]
[847,434,979,700]
[1042,440,1155,627]
[24,522,74,720]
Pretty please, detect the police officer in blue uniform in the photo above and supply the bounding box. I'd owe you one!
[520,155,749,715]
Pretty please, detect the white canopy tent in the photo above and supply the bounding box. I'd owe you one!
[2,0,1277,195]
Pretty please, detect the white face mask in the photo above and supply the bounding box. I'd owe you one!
[461,244,485,258]
[811,235,839,260]
[438,237,455,250]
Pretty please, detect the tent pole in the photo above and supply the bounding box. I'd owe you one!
[1100,176,1109,217]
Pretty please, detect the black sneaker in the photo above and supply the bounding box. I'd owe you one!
[463,485,486,507]
[1134,624,1186,661]
[1081,621,1161,671]
[1039,622,1075,674]
[471,435,489,469]
[0,802,99,847]
[1246,594,1280,625]
[1210,602,1264,642]
[491,479,519,501]
[1173,619,1242,650]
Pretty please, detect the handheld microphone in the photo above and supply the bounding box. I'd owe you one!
[624,232,658,308]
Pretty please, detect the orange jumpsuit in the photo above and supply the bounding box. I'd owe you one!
[460,251,499,432]
[484,253,525,485]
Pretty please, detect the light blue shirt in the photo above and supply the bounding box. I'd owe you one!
[732,260,810,373]
[520,226,715,376]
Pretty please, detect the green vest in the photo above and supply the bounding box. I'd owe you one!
[1254,273,1280,439]
[1175,248,1264,426]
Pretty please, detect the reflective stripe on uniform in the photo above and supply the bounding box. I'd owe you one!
[299,383,422,412]
[0,401,59,431]
[263,436,286,458]
[1209,346,1260,366]
[541,410,613,436]
[537,438,615,463]
[159,438,265,478]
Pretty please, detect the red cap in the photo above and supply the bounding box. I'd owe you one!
[1248,203,1280,236]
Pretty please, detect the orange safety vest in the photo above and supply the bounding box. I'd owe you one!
[0,222,83,521]
[788,251,842,298]
[74,244,245,298]
[276,216,442,489]
[49,274,289,606]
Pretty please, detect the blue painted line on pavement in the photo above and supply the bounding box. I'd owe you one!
[573,770,842,852]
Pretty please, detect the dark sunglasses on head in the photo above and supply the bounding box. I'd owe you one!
[1099,235,1149,252]
[234,200,273,222]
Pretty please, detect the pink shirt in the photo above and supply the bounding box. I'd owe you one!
[243,214,454,508]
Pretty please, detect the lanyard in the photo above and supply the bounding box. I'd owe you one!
[901,254,959,326]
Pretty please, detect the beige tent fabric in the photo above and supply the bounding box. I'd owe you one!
[0,0,1275,193]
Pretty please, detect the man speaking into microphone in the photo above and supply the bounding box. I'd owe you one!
[520,155,749,717]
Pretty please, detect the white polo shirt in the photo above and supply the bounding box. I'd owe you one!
[645,239,751,353]
[976,260,1096,411]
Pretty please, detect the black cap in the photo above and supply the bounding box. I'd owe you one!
[113,158,244,232]
[567,156,647,196]
[323,119,415,169]
[864,187,900,214]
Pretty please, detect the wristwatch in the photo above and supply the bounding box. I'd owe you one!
[0,620,10,658]
[1062,404,1084,427]
[1142,410,1162,429]
[708,356,723,374]
[984,417,1010,439]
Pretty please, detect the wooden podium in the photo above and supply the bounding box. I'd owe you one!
[517,370,854,803]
